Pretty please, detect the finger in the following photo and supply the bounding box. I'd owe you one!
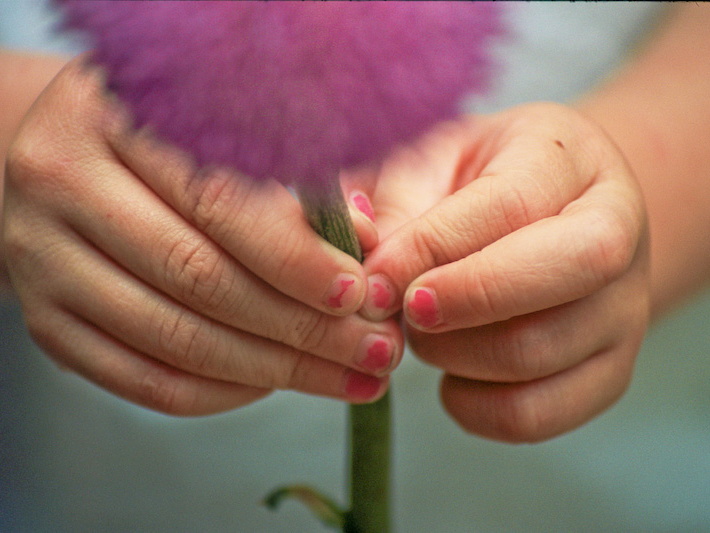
[345,188,378,254]
[15,78,404,376]
[106,122,368,316]
[361,105,607,321]
[407,269,648,382]
[352,120,482,319]
[439,337,640,443]
[403,177,644,332]
[344,121,468,241]
[19,223,389,406]
[52,166,402,375]
[5,216,269,414]
[31,307,272,416]
[64,210,399,375]
[13,117,404,379]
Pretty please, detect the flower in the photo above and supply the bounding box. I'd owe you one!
[54,5,505,530]
[56,0,503,186]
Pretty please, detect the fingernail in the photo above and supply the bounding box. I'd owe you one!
[356,334,394,375]
[343,371,386,402]
[361,274,395,321]
[350,191,376,222]
[406,287,440,329]
[325,273,361,311]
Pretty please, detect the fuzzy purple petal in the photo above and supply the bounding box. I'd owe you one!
[57,1,504,185]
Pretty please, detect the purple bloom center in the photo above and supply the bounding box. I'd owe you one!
[58,1,504,185]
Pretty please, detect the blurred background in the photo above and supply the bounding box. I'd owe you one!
[2,2,708,531]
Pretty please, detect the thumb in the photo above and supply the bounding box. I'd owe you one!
[353,119,478,320]
[364,121,468,240]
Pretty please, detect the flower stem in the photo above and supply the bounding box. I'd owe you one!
[296,178,362,263]
[344,392,391,533]
[296,177,391,533]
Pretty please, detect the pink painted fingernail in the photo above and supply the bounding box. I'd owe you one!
[406,287,440,329]
[350,191,376,222]
[325,273,361,311]
[344,371,385,402]
[361,274,395,321]
[357,334,394,375]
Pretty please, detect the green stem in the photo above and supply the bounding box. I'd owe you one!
[296,178,363,263]
[296,177,391,533]
[344,392,391,533]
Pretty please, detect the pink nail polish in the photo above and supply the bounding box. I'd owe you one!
[362,274,394,320]
[326,274,359,310]
[371,281,390,309]
[344,371,384,401]
[358,335,393,374]
[406,287,440,328]
[351,192,376,222]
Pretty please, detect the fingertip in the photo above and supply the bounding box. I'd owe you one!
[348,190,379,253]
[360,273,399,321]
[350,190,376,222]
[404,286,442,330]
[322,272,367,315]
[343,371,390,404]
[355,330,402,377]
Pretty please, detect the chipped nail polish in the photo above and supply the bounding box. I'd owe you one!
[406,287,440,328]
[361,274,395,320]
[326,274,359,310]
[357,334,393,375]
[371,280,391,309]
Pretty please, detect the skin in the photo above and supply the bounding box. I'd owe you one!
[356,105,650,443]
[2,4,709,441]
[357,3,710,442]
[0,51,68,293]
[3,56,400,413]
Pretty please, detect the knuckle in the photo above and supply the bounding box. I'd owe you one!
[6,134,92,216]
[136,368,195,415]
[5,136,49,193]
[584,208,636,286]
[489,390,550,443]
[410,212,473,268]
[188,171,252,240]
[279,310,331,355]
[6,108,91,197]
[253,225,307,287]
[407,218,451,271]
[490,320,550,381]
[1,217,30,266]
[443,379,556,444]
[153,304,217,375]
[465,256,510,324]
[490,177,547,235]
[270,351,310,392]
[163,233,232,310]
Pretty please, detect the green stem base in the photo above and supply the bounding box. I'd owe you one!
[344,391,391,533]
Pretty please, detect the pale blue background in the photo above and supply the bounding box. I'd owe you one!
[2,2,708,532]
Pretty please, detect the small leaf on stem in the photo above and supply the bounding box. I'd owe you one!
[264,484,346,530]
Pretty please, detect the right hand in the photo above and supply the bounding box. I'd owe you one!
[3,58,402,415]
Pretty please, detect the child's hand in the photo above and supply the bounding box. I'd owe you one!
[3,59,402,415]
[359,103,650,442]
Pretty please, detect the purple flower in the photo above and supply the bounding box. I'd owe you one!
[57,1,503,186]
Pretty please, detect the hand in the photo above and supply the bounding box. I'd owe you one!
[3,58,403,415]
[357,103,650,442]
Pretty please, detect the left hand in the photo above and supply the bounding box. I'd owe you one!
[351,103,650,442]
